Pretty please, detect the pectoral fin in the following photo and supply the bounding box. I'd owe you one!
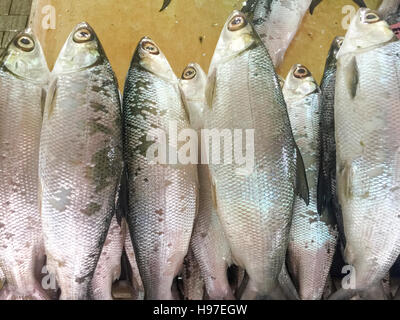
[205,68,217,110]
[295,145,309,205]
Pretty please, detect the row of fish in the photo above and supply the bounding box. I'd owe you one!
[1,2,400,300]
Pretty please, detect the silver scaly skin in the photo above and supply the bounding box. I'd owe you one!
[123,221,145,300]
[182,248,204,300]
[91,215,125,300]
[332,8,400,298]
[39,22,123,300]
[205,11,309,300]
[283,64,337,300]
[0,29,50,300]
[179,63,234,300]
[122,37,198,300]
[318,37,344,246]
[242,0,312,67]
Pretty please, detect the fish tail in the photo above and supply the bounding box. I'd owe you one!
[0,282,50,300]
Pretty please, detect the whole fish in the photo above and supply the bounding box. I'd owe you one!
[39,22,123,300]
[179,63,234,300]
[332,8,400,299]
[91,215,125,300]
[205,10,309,300]
[283,64,337,300]
[317,36,345,247]
[242,0,312,67]
[122,37,198,300]
[182,249,204,300]
[0,29,50,300]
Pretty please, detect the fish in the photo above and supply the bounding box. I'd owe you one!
[205,10,309,300]
[160,0,172,12]
[122,37,198,300]
[90,215,125,300]
[331,8,400,299]
[309,0,366,15]
[181,249,204,300]
[242,0,312,67]
[0,29,50,300]
[317,36,345,248]
[377,0,400,20]
[124,222,145,300]
[39,22,123,300]
[179,63,235,300]
[283,64,338,300]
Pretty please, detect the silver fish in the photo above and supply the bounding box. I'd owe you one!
[122,37,198,300]
[39,22,123,300]
[205,10,309,300]
[0,29,50,300]
[283,64,337,300]
[91,215,125,300]
[317,36,345,247]
[332,8,400,299]
[179,63,234,300]
[242,0,312,67]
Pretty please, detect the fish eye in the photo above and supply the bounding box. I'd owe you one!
[15,35,35,52]
[182,66,197,80]
[73,28,93,43]
[142,41,160,55]
[362,12,380,24]
[228,14,247,31]
[336,38,344,48]
[293,65,311,79]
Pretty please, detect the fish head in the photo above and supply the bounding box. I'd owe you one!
[337,8,395,58]
[131,37,176,82]
[209,10,257,70]
[179,62,207,129]
[52,22,104,74]
[283,64,319,100]
[1,29,49,83]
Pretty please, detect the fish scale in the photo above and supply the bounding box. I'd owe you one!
[0,30,49,300]
[123,38,198,300]
[39,23,123,300]
[179,63,234,300]
[335,37,400,292]
[283,64,338,300]
[205,11,308,299]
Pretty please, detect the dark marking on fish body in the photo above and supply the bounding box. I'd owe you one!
[90,102,109,113]
[80,202,102,216]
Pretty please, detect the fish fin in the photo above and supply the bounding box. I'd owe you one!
[317,160,330,215]
[352,0,367,8]
[116,166,129,226]
[241,0,258,15]
[45,79,58,118]
[0,282,50,300]
[159,0,172,12]
[309,0,323,14]
[328,288,358,300]
[347,57,359,99]
[205,68,217,110]
[40,88,47,117]
[210,174,219,210]
[295,145,310,206]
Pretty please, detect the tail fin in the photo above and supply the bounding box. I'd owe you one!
[0,282,50,300]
